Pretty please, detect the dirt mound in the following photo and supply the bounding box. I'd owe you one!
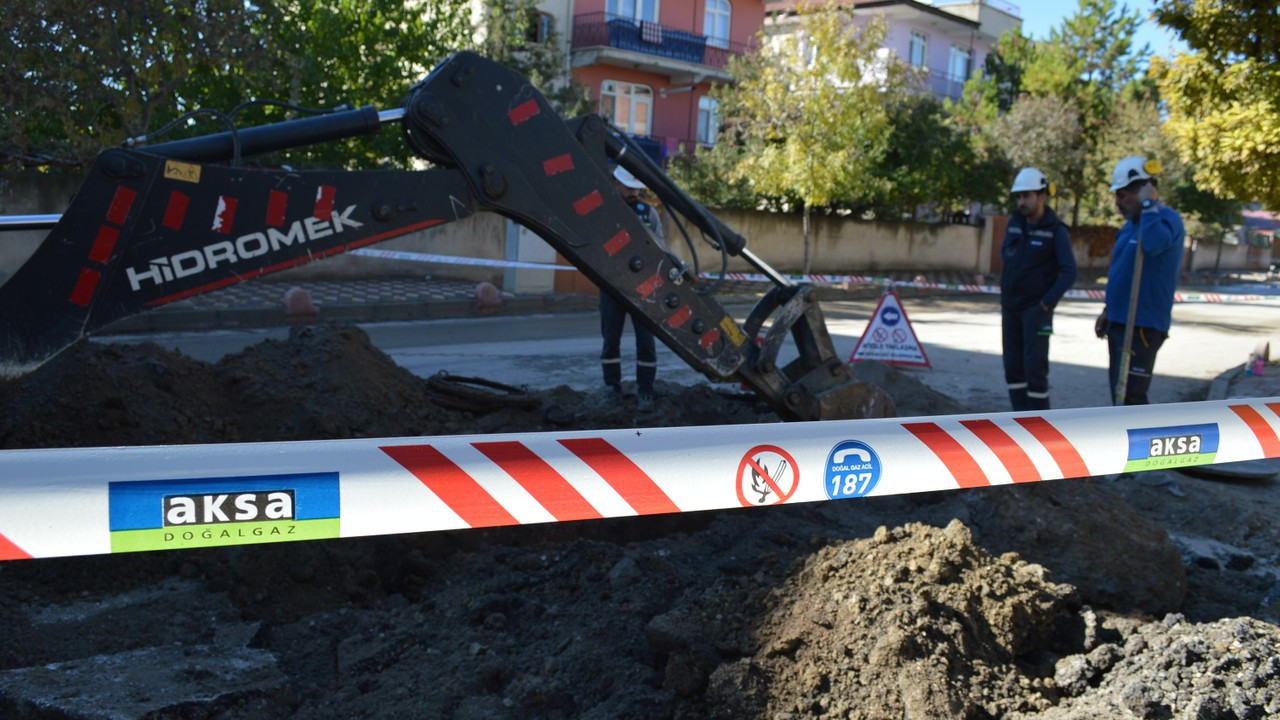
[707,520,1075,718]
[1,323,1278,719]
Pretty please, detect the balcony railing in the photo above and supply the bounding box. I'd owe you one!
[571,12,753,70]
[909,69,968,100]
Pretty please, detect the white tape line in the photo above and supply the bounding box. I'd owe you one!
[352,248,573,271]
[1,398,1277,561]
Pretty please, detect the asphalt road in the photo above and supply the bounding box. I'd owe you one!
[98,291,1280,415]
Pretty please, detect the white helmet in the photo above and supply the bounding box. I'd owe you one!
[1010,167,1049,193]
[613,165,645,189]
[1110,155,1160,191]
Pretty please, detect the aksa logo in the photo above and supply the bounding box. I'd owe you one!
[1125,423,1218,472]
[163,490,295,527]
[126,205,362,291]
[1148,435,1201,457]
[109,472,339,553]
[823,440,882,499]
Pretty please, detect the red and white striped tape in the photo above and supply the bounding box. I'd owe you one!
[714,272,1278,305]
[350,250,1280,305]
[1,398,1277,562]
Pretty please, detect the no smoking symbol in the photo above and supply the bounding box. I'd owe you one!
[736,445,799,507]
[873,327,889,342]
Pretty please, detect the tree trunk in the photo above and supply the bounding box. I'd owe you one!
[802,203,812,276]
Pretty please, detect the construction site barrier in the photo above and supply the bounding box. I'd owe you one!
[350,249,1280,305]
[1,398,1277,562]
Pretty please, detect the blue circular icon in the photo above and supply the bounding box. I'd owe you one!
[824,440,881,499]
[880,307,901,326]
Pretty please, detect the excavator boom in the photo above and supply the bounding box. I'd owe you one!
[0,52,891,421]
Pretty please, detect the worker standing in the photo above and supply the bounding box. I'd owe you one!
[1000,168,1077,410]
[1094,156,1186,405]
[600,165,664,412]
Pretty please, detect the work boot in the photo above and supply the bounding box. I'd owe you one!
[598,386,623,409]
[636,392,655,413]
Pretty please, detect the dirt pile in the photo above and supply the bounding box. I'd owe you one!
[1,323,1278,719]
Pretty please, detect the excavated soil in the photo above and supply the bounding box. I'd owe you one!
[1,323,1278,719]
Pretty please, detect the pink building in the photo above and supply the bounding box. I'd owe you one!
[764,0,1021,100]
[553,0,767,163]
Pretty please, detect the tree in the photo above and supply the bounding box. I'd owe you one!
[473,0,590,118]
[1020,0,1150,224]
[1,1,587,172]
[987,95,1087,216]
[216,0,475,169]
[1151,0,1280,207]
[712,3,907,273]
[869,95,999,222]
[956,28,1040,126]
[1,1,269,169]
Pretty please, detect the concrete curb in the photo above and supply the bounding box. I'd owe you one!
[1206,365,1243,402]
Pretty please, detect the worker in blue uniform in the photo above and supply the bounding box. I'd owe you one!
[1094,156,1186,405]
[1000,167,1077,410]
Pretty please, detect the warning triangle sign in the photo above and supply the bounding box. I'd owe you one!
[849,289,931,367]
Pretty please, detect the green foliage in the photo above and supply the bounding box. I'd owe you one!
[472,0,590,118]
[868,95,1001,221]
[230,0,475,169]
[717,7,904,209]
[1,1,270,169]
[2,1,580,172]
[1020,0,1150,223]
[959,28,1039,122]
[987,95,1087,216]
[1152,0,1280,207]
[665,142,757,210]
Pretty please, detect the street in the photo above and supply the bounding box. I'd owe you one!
[96,289,1280,416]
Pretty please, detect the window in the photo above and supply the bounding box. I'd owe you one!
[607,0,658,22]
[697,96,720,145]
[600,81,654,136]
[526,11,553,44]
[948,45,972,82]
[909,31,927,68]
[704,0,731,50]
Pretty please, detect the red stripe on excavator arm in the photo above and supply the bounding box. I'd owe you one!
[106,186,137,226]
[267,190,288,226]
[89,226,120,265]
[473,441,603,522]
[558,437,679,515]
[543,154,573,176]
[68,268,101,307]
[903,422,990,488]
[163,190,190,230]
[380,444,518,528]
[508,99,540,126]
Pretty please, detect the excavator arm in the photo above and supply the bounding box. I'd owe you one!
[0,51,891,421]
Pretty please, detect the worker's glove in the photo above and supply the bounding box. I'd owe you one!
[1094,313,1107,339]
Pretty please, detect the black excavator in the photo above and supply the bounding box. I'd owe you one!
[0,51,892,422]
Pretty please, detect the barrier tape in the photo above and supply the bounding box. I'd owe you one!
[1,398,1277,561]
[352,249,1280,305]
[352,248,577,271]
[712,272,1280,305]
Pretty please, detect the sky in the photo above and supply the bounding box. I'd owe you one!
[1013,0,1188,58]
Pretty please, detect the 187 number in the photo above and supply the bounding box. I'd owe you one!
[829,472,873,498]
